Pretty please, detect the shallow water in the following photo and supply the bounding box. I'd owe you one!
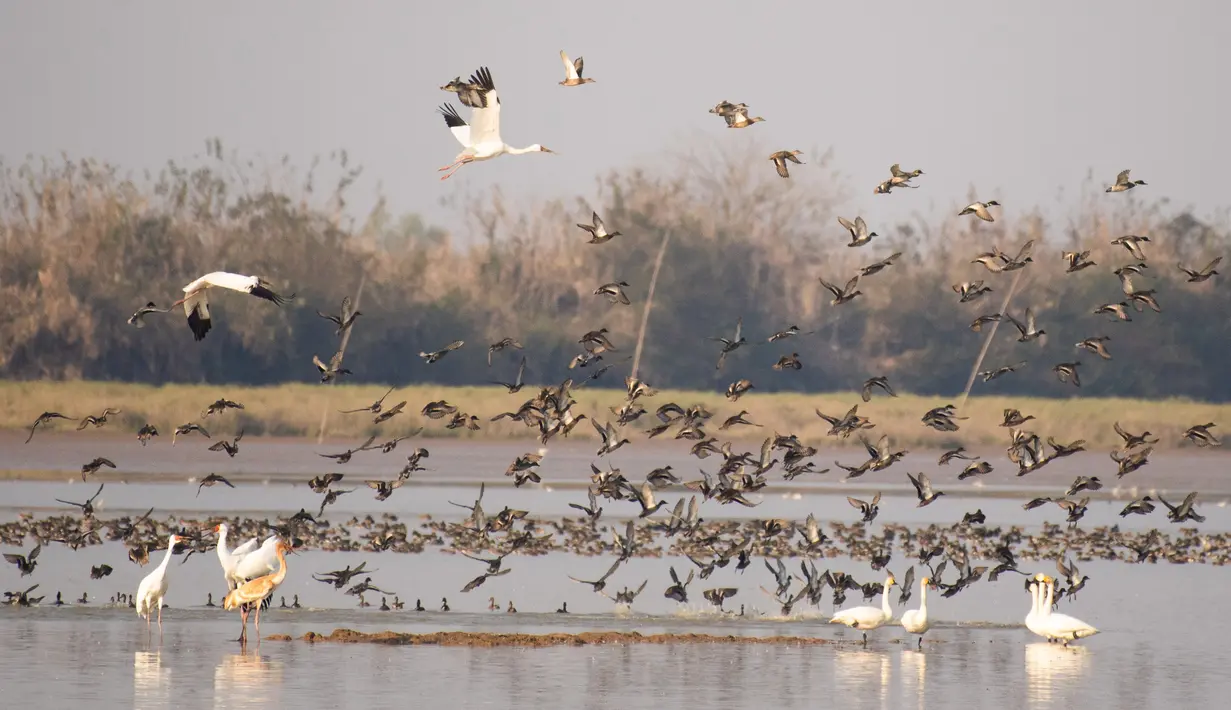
[2,438,1228,708]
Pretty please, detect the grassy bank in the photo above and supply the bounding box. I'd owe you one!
[1,380,1227,451]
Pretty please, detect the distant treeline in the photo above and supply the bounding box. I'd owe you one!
[1,141,1228,400]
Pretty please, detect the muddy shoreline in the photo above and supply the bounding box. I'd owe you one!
[271,627,837,647]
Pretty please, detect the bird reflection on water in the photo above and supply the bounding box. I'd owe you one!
[133,651,170,706]
[1025,642,1090,707]
[833,647,892,703]
[214,650,283,708]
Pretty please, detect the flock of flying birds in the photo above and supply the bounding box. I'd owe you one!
[4,54,1226,649]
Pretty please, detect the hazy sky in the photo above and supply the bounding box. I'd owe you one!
[1,1,1224,235]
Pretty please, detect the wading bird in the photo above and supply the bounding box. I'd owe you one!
[224,540,293,643]
[171,272,295,342]
[135,534,181,638]
[437,66,554,180]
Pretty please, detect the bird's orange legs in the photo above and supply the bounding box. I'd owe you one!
[439,157,473,181]
[237,605,249,643]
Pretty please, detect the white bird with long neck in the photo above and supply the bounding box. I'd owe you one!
[171,271,295,342]
[1038,575,1099,646]
[224,540,293,643]
[135,534,181,637]
[900,576,933,648]
[1025,573,1050,640]
[436,66,554,181]
[829,573,897,645]
[232,536,280,583]
[214,523,260,590]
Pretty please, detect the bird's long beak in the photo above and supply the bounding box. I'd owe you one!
[541,147,557,154]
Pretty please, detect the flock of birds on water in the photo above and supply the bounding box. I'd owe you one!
[3,54,1227,650]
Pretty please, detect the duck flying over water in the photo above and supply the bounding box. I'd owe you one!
[724,107,765,128]
[558,50,596,86]
[847,493,881,523]
[594,281,631,305]
[487,337,523,366]
[1105,169,1146,192]
[569,559,622,595]
[861,376,896,402]
[313,351,352,383]
[1052,362,1081,387]
[172,423,209,445]
[860,252,902,277]
[708,317,746,370]
[207,429,245,458]
[439,75,491,109]
[838,216,877,247]
[127,302,171,328]
[953,281,992,303]
[3,541,40,576]
[196,473,235,497]
[77,408,121,430]
[1179,257,1221,283]
[593,419,630,457]
[577,212,621,244]
[420,340,464,364]
[1159,492,1205,524]
[171,272,295,342]
[80,457,116,480]
[1063,250,1097,273]
[25,412,74,444]
[55,482,105,518]
[136,424,159,446]
[1076,336,1112,360]
[978,361,1027,382]
[315,296,362,335]
[1111,235,1150,261]
[203,398,245,418]
[959,200,1000,222]
[366,479,404,502]
[818,274,862,305]
[772,353,802,371]
[663,566,694,603]
[318,436,377,464]
[890,164,924,180]
[1183,423,1220,447]
[491,357,528,393]
[769,150,804,178]
[709,100,748,117]
[1094,302,1132,322]
[1004,308,1045,342]
[339,387,396,414]
[969,313,1002,331]
[907,472,945,507]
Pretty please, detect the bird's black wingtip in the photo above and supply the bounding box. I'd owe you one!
[471,66,496,91]
[187,309,211,341]
[439,103,466,128]
[249,285,294,306]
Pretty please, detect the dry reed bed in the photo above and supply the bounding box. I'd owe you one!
[1,380,1227,450]
[2,146,1230,402]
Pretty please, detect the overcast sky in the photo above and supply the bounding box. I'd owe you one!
[1,1,1224,236]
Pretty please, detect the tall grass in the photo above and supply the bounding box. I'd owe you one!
[2,380,1227,450]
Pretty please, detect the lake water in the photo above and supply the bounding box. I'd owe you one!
[2,438,1228,709]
